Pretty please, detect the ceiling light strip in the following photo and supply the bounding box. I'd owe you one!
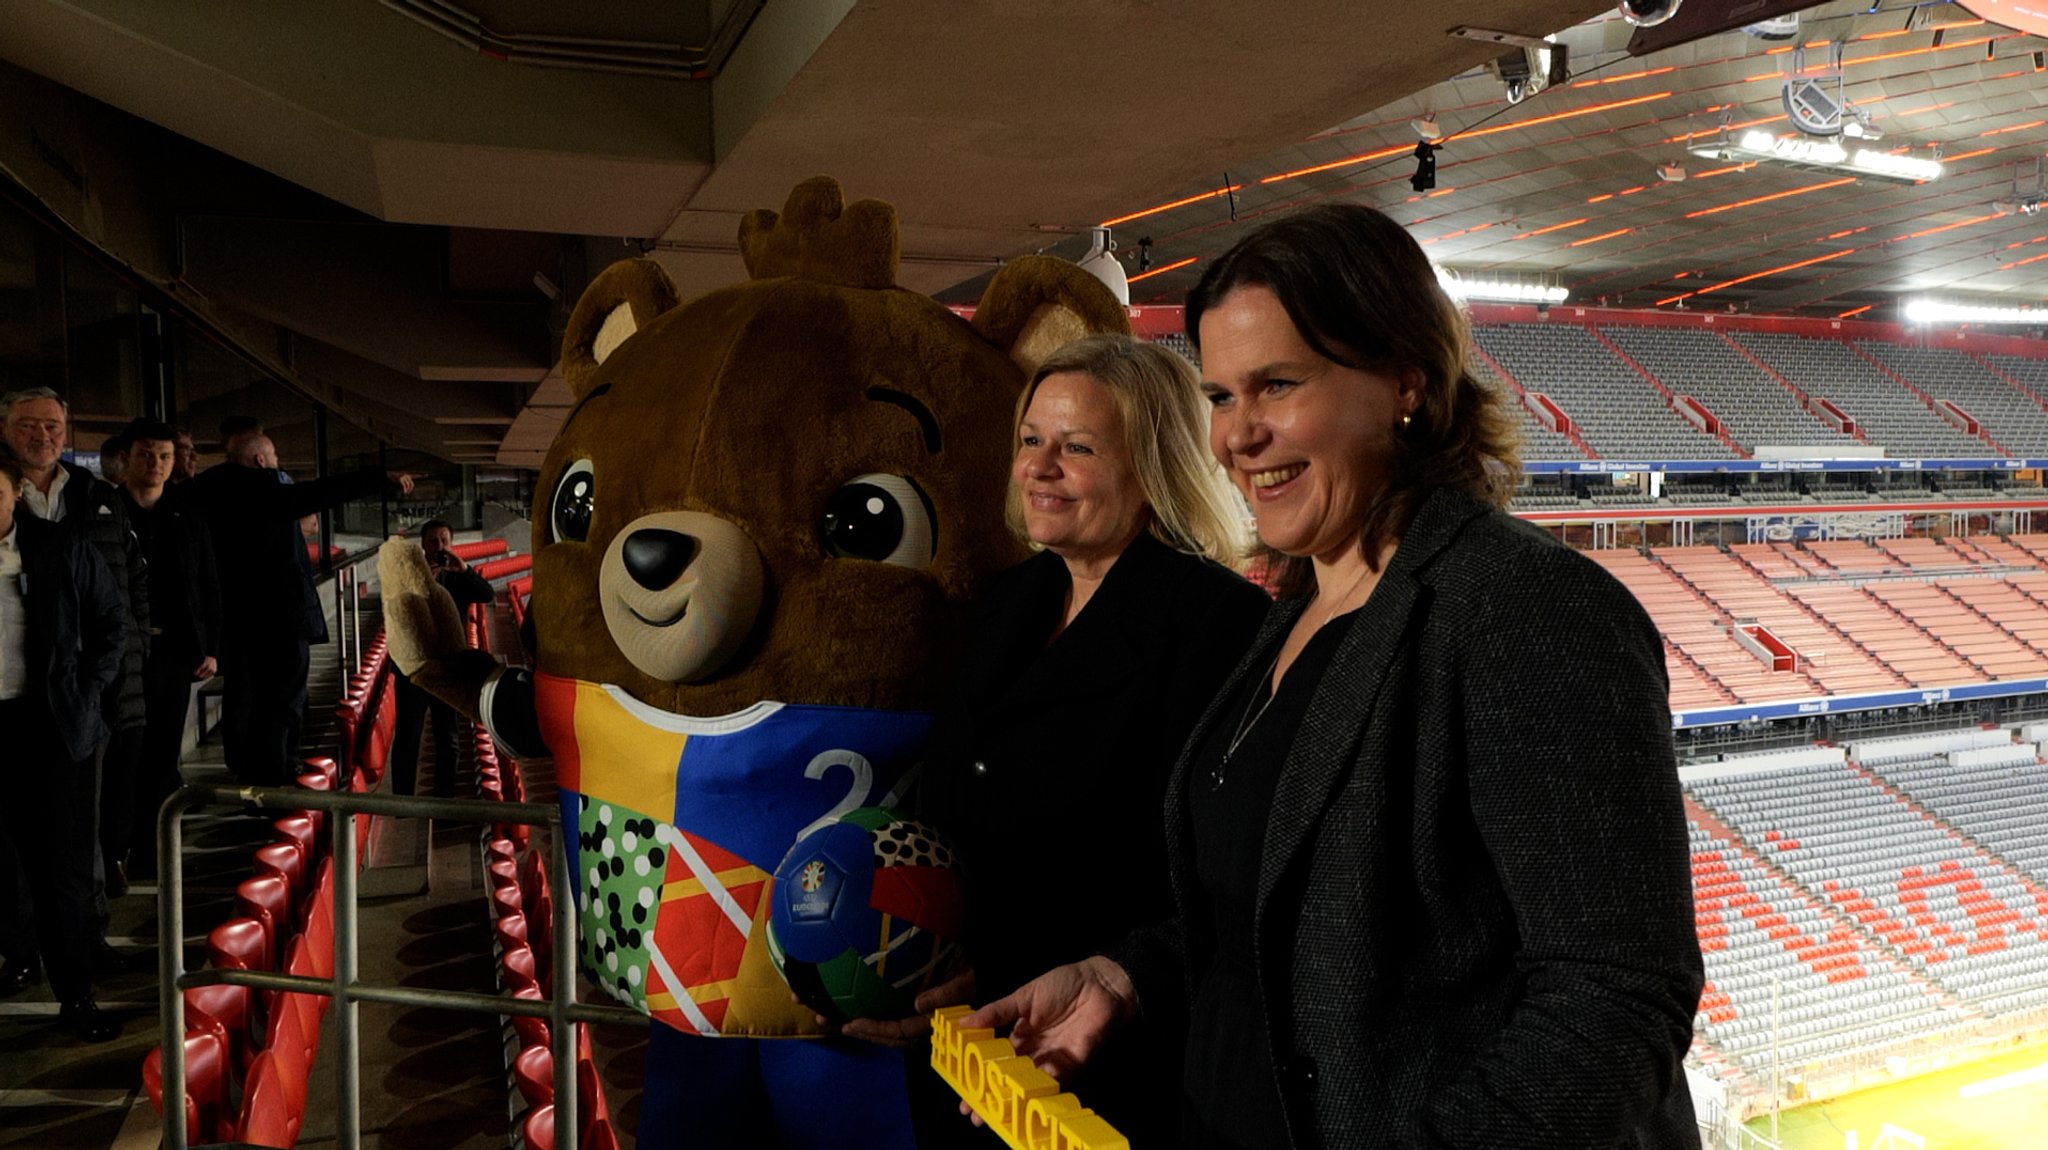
[1516,217,1590,239]
[1257,93,1671,187]
[1837,304,1875,318]
[1978,120,2046,138]
[1663,248,1856,305]
[1126,257,1197,284]
[1258,144,1414,185]
[1683,177,1857,219]
[1569,228,1632,247]
[1099,185,1242,229]
[1893,212,2005,242]
[1570,66,1675,87]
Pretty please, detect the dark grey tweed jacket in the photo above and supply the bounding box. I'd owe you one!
[1111,487,1702,1149]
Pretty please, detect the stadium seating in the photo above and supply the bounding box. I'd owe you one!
[1873,345,2048,453]
[1689,758,2048,1020]
[1604,326,1852,453]
[1661,547,1904,696]
[1729,332,1992,457]
[1473,324,1735,459]
[1864,744,2048,888]
[1686,816,1955,1081]
[1465,351,1585,461]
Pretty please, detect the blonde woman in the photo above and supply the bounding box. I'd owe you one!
[854,334,1269,1145]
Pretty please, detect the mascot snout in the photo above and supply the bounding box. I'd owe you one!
[601,510,764,682]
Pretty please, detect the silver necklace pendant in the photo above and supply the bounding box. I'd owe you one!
[1212,651,1282,788]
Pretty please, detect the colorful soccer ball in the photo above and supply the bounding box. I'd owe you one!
[766,807,965,1022]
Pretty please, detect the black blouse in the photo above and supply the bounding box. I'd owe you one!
[919,533,1270,1146]
[1184,609,1358,1150]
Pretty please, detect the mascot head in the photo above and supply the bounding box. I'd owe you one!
[533,176,1129,716]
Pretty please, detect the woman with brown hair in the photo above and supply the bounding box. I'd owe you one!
[967,205,1703,1148]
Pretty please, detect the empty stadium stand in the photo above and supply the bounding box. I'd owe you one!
[1604,326,1854,455]
[1689,752,2048,1021]
[1473,324,1736,460]
[1860,343,2048,456]
[1729,332,1993,457]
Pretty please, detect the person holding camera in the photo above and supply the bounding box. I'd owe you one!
[390,519,494,797]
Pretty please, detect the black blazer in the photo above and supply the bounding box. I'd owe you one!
[126,490,223,665]
[183,464,385,646]
[1112,489,1702,1149]
[923,532,1268,1135]
[15,515,130,762]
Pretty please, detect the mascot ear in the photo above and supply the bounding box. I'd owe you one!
[972,255,1133,379]
[561,258,683,400]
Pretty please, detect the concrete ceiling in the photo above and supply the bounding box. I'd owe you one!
[6,0,1750,467]
[1102,1,2048,319]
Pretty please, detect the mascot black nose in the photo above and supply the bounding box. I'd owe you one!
[623,529,699,590]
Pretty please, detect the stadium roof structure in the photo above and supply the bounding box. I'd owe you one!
[7,0,2048,464]
[1073,1,2048,320]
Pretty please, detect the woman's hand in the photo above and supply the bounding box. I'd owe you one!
[959,956,1139,1083]
[835,967,979,1048]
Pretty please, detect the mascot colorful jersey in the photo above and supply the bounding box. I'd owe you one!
[379,177,1128,1147]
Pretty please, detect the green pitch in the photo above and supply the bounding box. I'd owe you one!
[1753,1043,2048,1150]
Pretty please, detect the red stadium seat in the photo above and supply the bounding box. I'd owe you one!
[494,912,529,953]
[184,985,255,1074]
[142,1029,229,1144]
[235,873,295,964]
[207,917,271,976]
[237,1052,298,1149]
[501,944,539,995]
[519,1104,556,1150]
[252,842,305,901]
[508,985,550,1051]
[272,815,317,865]
[512,1043,554,1106]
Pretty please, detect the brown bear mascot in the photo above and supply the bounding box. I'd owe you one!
[379,177,1128,1147]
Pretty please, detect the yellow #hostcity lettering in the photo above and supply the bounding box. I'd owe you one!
[928,1005,1131,1150]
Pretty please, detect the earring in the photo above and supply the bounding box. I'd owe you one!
[1400,413,1413,430]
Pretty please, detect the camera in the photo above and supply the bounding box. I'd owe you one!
[1618,0,1683,27]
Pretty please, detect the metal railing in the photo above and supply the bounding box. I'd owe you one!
[333,561,368,677]
[156,782,642,1150]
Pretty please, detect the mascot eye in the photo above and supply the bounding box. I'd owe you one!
[821,473,936,568]
[551,459,596,543]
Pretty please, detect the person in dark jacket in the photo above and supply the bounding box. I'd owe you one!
[969,206,1702,1149]
[0,450,128,1041]
[112,420,222,881]
[389,519,494,797]
[852,335,1268,1147]
[180,441,412,786]
[4,388,150,916]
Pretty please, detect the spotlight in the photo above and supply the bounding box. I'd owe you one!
[1618,0,1683,26]
[1411,140,1438,192]
[1490,48,1532,104]
[1657,161,1688,182]
[1412,114,1443,141]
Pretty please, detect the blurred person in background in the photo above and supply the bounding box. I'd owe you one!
[389,519,494,798]
[112,419,220,883]
[181,425,413,786]
[3,388,150,930]
[169,428,198,485]
[0,449,128,1041]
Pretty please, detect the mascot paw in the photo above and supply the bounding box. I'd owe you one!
[376,537,498,718]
